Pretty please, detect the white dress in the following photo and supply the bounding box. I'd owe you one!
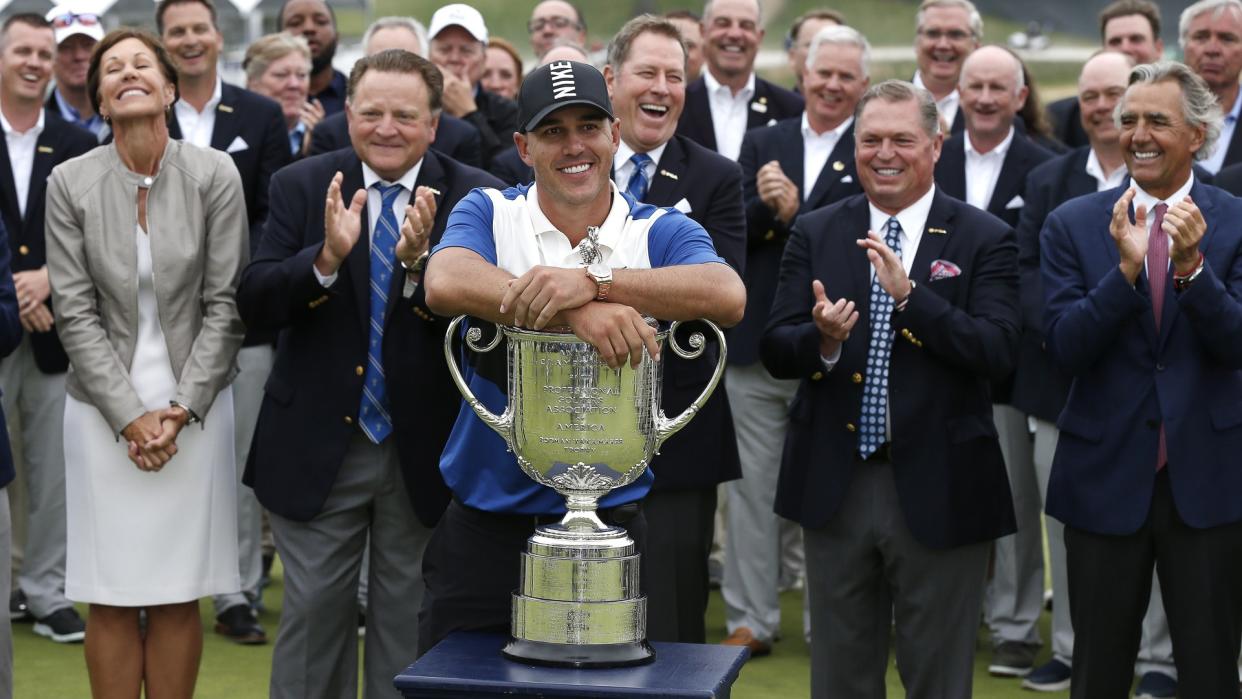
[64,225,240,606]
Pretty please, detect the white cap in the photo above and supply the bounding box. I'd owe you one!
[428,4,488,44]
[46,6,105,45]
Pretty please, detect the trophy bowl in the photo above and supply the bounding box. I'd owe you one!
[444,316,726,667]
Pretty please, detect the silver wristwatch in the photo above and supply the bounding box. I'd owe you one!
[586,262,613,301]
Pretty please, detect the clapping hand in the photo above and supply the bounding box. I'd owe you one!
[1111,188,1150,283]
[317,171,366,277]
[298,98,326,157]
[811,280,858,357]
[1162,196,1207,274]
[756,161,799,224]
[857,230,912,300]
[395,186,437,269]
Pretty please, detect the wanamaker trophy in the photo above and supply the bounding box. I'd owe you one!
[444,315,726,668]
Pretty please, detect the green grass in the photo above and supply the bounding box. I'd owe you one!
[14,562,1071,698]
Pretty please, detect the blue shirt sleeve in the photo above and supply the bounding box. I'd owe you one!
[647,209,727,268]
[432,187,499,264]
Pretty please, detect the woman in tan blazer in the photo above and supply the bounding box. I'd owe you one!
[45,28,246,699]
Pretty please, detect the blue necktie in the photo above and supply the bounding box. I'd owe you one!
[358,183,402,444]
[859,217,904,457]
[625,152,652,201]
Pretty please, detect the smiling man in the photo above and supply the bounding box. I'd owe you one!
[279,0,345,115]
[238,49,500,698]
[912,0,981,135]
[762,79,1019,697]
[602,14,746,644]
[725,24,868,658]
[1040,61,1242,699]
[420,59,745,654]
[0,11,95,648]
[43,7,104,140]
[528,0,587,60]
[1181,0,1242,173]
[156,0,291,647]
[675,0,802,160]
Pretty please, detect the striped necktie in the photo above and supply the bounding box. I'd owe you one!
[625,152,652,201]
[358,183,402,444]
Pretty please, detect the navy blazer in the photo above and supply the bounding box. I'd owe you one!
[675,74,804,153]
[489,146,531,187]
[641,135,746,491]
[761,190,1020,548]
[169,82,290,238]
[0,110,95,374]
[237,148,503,525]
[309,110,484,169]
[0,217,23,488]
[1042,180,1242,535]
[934,131,1055,230]
[732,117,863,366]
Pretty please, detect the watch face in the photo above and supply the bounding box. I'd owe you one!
[587,262,611,278]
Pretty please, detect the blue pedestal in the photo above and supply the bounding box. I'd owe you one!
[395,632,749,698]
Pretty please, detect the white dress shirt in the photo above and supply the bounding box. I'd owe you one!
[314,160,422,288]
[1085,149,1127,192]
[913,71,960,131]
[614,140,667,195]
[1201,89,1241,174]
[173,77,223,149]
[0,109,44,218]
[963,127,1014,211]
[702,69,755,161]
[1132,174,1194,276]
[801,114,852,201]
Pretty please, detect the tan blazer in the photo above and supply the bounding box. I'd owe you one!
[46,139,248,434]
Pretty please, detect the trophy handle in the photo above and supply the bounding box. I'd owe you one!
[653,319,727,449]
[443,315,512,442]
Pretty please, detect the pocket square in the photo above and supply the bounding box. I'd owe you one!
[673,198,692,214]
[929,259,962,281]
[226,136,249,153]
[1005,195,1024,209]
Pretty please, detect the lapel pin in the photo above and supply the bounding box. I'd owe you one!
[36,146,53,154]
[832,161,845,171]
[750,101,767,114]
[927,227,948,235]
[659,169,678,180]
[218,104,234,113]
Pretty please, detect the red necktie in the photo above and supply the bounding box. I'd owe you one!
[1147,203,1169,471]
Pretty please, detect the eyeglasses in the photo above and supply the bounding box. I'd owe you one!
[918,28,973,42]
[50,13,101,29]
[528,16,580,33]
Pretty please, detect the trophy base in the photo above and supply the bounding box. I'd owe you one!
[501,637,655,668]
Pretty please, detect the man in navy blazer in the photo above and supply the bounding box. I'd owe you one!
[238,51,502,699]
[0,216,27,697]
[674,0,803,160]
[157,0,293,644]
[0,13,95,645]
[603,17,746,644]
[1041,62,1242,698]
[722,24,866,657]
[763,79,1019,697]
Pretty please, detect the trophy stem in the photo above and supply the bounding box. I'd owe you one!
[561,492,608,531]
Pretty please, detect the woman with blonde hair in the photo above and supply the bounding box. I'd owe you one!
[244,32,323,158]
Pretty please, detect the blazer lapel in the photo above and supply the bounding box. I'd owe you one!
[341,156,372,339]
[0,134,19,234]
[803,124,855,212]
[646,137,686,205]
[910,191,953,286]
[27,120,60,228]
[383,152,446,324]
[168,112,183,140]
[209,84,241,153]
[842,197,874,328]
[682,80,715,152]
[1157,181,1216,349]
[747,81,774,130]
[936,138,967,201]
[986,138,1030,217]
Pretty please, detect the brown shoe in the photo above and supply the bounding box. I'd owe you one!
[720,626,772,657]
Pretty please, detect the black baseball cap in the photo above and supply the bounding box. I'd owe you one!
[517,60,615,133]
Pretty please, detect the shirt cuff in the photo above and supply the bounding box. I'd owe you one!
[313,263,338,288]
[819,344,842,371]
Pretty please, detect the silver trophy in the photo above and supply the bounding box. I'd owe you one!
[444,316,726,667]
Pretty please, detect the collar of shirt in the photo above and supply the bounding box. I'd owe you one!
[361,159,422,251]
[703,68,755,102]
[1132,173,1194,216]
[867,184,936,274]
[964,125,1014,159]
[614,140,667,191]
[176,76,223,116]
[801,112,852,141]
[361,159,422,193]
[0,107,45,138]
[1085,148,1127,191]
[52,88,101,131]
[525,181,631,263]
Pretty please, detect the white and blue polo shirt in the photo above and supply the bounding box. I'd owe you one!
[432,181,726,515]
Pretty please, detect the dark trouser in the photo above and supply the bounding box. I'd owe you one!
[1066,469,1242,699]
[417,498,647,656]
[643,487,716,643]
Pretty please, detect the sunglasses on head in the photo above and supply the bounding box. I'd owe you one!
[50,13,101,29]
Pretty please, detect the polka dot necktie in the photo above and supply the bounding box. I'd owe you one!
[625,152,652,201]
[859,217,904,458]
[358,183,401,444]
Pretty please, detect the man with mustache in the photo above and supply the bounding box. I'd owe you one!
[912,0,981,136]
[675,0,802,161]
[279,0,347,116]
